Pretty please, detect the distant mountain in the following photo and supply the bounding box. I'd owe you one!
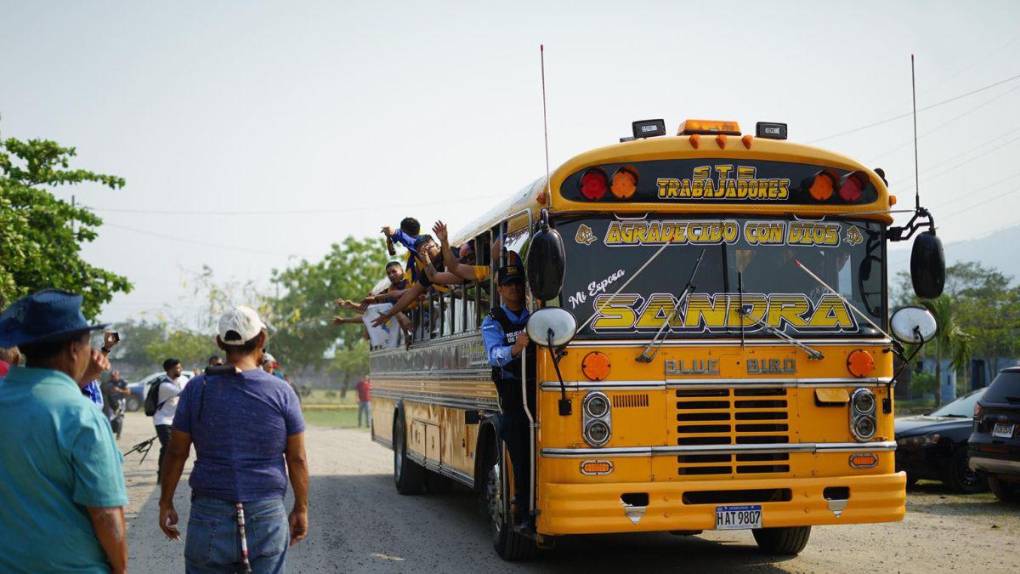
[888,225,1020,283]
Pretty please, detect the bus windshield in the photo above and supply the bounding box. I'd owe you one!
[557,216,885,339]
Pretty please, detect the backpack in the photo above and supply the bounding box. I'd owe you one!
[143,376,170,416]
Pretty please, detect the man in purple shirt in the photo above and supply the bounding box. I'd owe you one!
[158,305,309,573]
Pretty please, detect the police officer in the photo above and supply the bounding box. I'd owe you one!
[481,262,535,531]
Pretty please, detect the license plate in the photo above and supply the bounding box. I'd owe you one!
[715,505,762,530]
[993,423,1016,439]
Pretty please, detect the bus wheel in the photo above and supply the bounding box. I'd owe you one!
[752,526,811,556]
[484,440,537,561]
[393,416,425,495]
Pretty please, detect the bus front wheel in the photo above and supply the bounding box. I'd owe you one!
[483,439,537,561]
[393,415,425,495]
[752,526,811,556]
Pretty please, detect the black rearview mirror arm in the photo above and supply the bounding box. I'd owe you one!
[548,329,572,416]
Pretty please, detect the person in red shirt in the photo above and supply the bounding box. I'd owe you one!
[355,377,372,428]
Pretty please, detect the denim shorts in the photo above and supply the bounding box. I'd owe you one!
[185,497,289,574]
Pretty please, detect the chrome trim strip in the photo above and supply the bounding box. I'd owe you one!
[372,389,499,411]
[540,377,891,391]
[540,441,897,458]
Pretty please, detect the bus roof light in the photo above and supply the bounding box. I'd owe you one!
[610,167,638,199]
[809,171,836,201]
[839,172,867,202]
[755,122,788,140]
[741,134,754,149]
[715,134,727,149]
[632,119,666,139]
[688,134,700,149]
[678,119,741,136]
[579,168,608,201]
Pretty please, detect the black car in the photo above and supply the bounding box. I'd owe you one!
[895,388,987,493]
[969,367,1020,502]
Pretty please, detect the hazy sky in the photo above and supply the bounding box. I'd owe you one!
[2,0,1019,325]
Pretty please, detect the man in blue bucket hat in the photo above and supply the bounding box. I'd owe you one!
[0,289,129,574]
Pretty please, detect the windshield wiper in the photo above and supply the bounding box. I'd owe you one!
[636,249,706,363]
[735,271,824,360]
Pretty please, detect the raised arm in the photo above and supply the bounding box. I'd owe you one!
[433,220,485,282]
[372,282,425,326]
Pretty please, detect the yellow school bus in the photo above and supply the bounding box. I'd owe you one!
[370,118,944,559]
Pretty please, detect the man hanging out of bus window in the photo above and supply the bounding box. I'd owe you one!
[480,263,535,532]
[430,221,506,285]
[382,217,421,281]
[335,261,413,334]
[370,235,447,328]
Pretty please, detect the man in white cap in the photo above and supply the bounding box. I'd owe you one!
[158,305,309,573]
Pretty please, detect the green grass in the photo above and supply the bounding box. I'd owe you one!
[301,408,370,429]
[302,389,361,406]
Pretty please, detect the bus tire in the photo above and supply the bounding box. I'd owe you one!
[483,437,537,561]
[752,526,811,556]
[393,414,425,495]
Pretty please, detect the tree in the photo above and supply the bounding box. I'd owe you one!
[0,134,131,318]
[266,237,388,371]
[923,295,973,406]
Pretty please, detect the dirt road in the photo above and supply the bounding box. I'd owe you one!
[119,412,1019,573]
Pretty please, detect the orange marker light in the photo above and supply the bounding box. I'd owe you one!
[847,349,876,378]
[741,134,753,149]
[579,460,614,476]
[689,134,700,149]
[889,195,897,207]
[678,119,741,135]
[849,453,878,469]
[809,172,835,201]
[610,167,638,199]
[582,352,611,381]
[715,134,727,149]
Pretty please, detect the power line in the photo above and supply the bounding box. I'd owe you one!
[865,83,1020,164]
[87,192,509,217]
[102,222,307,258]
[891,127,1020,191]
[807,71,1020,144]
[933,168,1020,209]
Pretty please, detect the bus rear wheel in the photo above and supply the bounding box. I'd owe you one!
[393,415,425,495]
[483,439,536,561]
[752,526,811,556]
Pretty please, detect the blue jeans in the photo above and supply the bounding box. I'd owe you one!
[185,497,289,574]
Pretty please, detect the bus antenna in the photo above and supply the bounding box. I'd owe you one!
[918,53,926,211]
[541,44,552,201]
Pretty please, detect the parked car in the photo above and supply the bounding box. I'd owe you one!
[125,370,194,412]
[895,388,988,493]
[969,367,1020,502]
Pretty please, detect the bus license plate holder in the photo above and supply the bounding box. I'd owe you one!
[715,505,762,530]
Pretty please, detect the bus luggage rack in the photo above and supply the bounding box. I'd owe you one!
[674,388,791,477]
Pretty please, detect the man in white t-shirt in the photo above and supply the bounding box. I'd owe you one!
[154,358,187,483]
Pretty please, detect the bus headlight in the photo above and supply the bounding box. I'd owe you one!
[584,419,611,447]
[582,391,612,447]
[583,392,610,418]
[850,388,877,442]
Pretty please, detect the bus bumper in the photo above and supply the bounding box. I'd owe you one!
[537,472,905,535]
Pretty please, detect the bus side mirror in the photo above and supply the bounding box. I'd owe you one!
[890,306,938,344]
[910,231,945,299]
[526,222,566,301]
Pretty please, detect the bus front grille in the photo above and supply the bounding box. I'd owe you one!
[674,388,791,477]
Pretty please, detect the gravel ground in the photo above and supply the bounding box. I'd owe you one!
[118,412,1020,573]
